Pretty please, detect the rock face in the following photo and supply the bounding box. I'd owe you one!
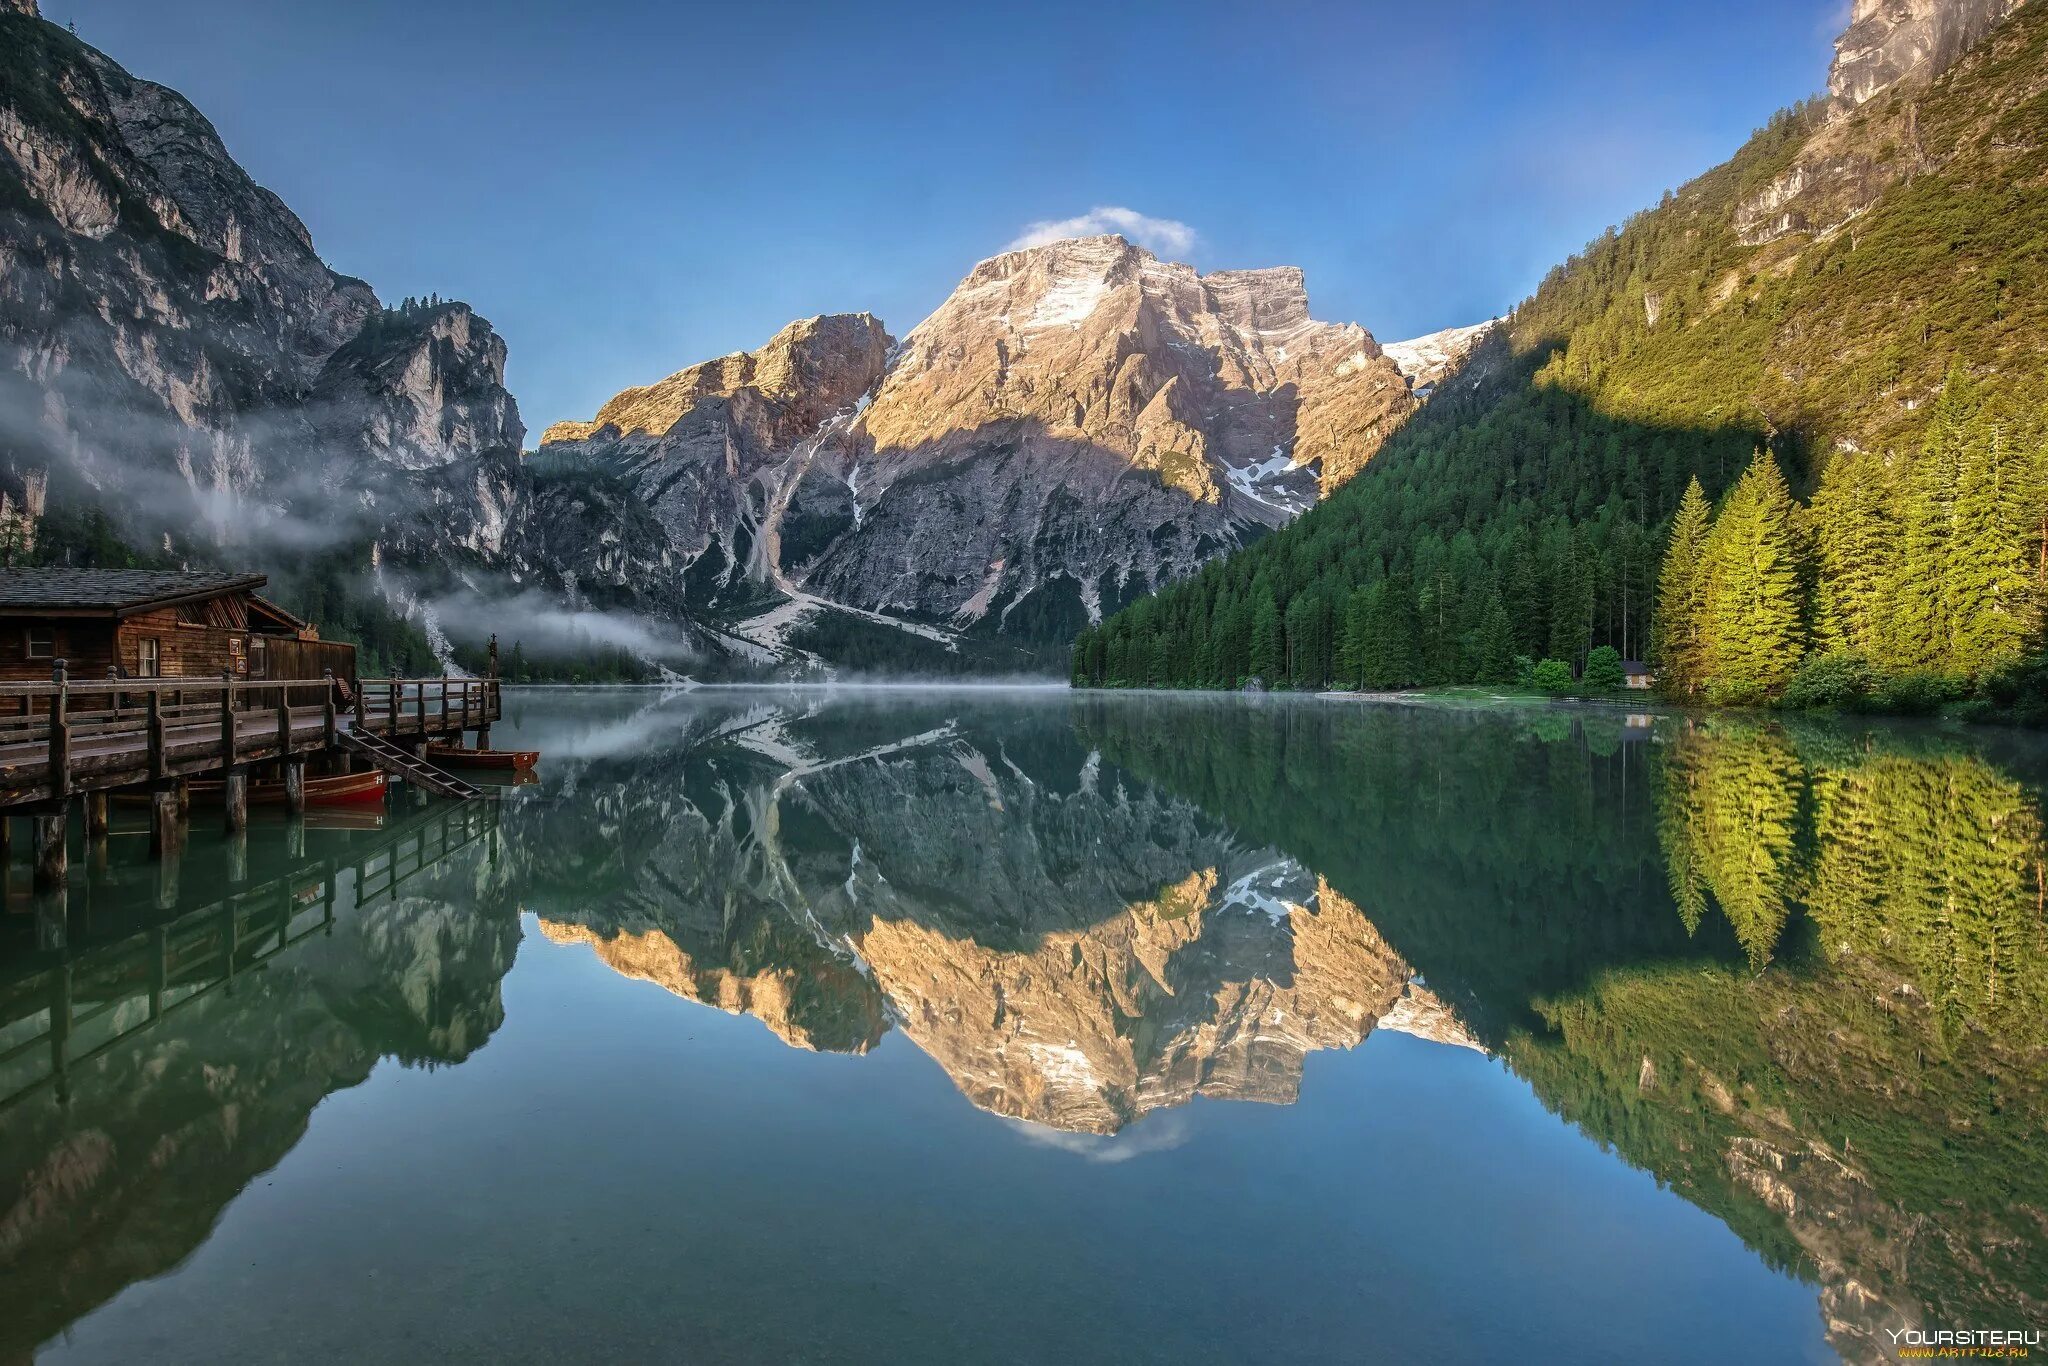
[537,236,1419,655]
[0,13,522,610]
[1736,0,2029,245]
[528,314,892,620]
[1828,0,2027,112]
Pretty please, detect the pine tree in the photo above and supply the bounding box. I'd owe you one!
[1881,370,1976,669]
[1810,450,1893,655]
[1946,415,2036,673]
[1249,590,1282,685]
[1654,477,1713,694]
[1702,452,1804,699]
[1472,588,1518,684]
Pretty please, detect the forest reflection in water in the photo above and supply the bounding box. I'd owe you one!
[2,688,2044,1363]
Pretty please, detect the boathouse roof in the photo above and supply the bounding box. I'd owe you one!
[0,569,270,617]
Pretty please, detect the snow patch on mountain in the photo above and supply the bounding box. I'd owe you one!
[1380,319,1501,390]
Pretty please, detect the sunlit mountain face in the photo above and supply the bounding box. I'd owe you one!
[4,690,2045,1362]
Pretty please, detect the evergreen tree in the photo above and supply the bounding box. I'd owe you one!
[1472,589,1518,685]
[1702,452,1804,699]
[1946,416,2037,674]
[1249,590,1282,684]
[1654,477,1713,694]
[1809,450,1894,655]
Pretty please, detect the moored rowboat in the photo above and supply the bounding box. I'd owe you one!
[186,769,389,808]
[424,743,538,771]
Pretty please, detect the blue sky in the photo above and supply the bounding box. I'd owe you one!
[57,0,1844,434]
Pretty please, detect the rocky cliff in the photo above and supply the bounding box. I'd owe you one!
[536,236,1422,660]
[0,11,524,642]
[1735,0,2031,244]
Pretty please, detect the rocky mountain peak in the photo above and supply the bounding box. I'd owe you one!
[1828,0,2027,114]
[542,311,889,445]
[2,0,38,16]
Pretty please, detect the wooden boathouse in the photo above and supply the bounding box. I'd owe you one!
[0,569,505,894]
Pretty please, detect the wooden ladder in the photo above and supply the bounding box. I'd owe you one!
[337,727,483,800]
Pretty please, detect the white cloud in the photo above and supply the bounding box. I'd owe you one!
[1006,206,1198,258]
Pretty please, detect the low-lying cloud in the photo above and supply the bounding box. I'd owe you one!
[1007,206,1198,258]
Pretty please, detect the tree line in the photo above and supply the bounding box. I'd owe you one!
[1657,373,2048,705]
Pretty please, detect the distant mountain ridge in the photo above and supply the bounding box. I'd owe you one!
[535,235,1454,669]
[0,0,1487,678]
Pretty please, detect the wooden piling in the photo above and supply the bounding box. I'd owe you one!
[223,769,248,832]
[84,791,109,840]
[149,785,179,859]
[32,804,67,891]
[283,759,306,815]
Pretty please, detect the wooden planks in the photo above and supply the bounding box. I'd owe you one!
[0,675,498,808]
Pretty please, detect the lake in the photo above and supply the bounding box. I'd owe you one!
[3,688,2044,1363]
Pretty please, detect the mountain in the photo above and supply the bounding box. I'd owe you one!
[1,1,1474,678]
[0,3,531,672]
[535,235,1424,669]
[1076,0,2048,698]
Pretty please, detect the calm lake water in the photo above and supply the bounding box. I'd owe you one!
[3,688,2045,1363]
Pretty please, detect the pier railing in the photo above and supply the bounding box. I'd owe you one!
[0,669,501,809]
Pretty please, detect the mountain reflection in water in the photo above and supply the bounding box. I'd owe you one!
[2,688,2044,1363]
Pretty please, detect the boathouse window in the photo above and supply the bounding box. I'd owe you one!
[138,637,160,678]
[24,626,52,659]
[249,637,267,677]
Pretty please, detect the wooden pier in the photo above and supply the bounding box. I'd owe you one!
[0,665,502,891]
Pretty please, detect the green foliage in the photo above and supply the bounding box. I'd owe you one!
[1701,452,1806,701]
[1582,645,1626,690]
[1778,650,1877,710]
[1531,658,1575,692]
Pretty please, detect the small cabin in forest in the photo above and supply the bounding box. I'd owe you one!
[0,569,356,684]
[1622,661,1655,690]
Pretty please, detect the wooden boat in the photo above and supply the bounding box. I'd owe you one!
[424,743,538,771]
[186,769,389,808]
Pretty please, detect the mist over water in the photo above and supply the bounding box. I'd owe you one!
[4,689,2042,1363]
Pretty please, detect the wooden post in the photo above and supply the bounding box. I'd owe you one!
[354,676,368,731]
[275,684,291,759]
[106,664,121,723]
[149,785,179,859]
[283,759,306,815]
[322,669,338,748]
[48,659,70,802]
[84,791,108,840]
[223,769,248,832]
[218,666,236,768]
[176,777,190,817]
[224,827,248,884]
[416,679,427,737]
[32,803,67,891]
[147,689,167,780]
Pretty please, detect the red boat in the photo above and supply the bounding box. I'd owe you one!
[425,743,539,771]
[186,769,389,808]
